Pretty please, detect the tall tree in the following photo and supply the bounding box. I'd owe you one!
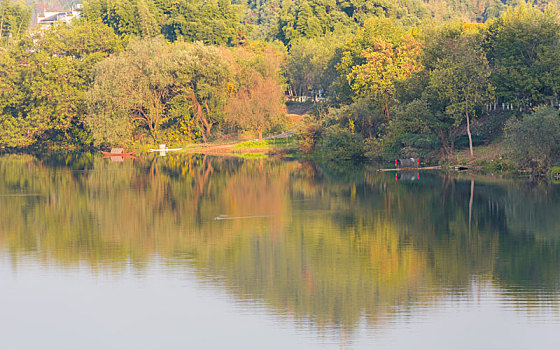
[426,32,492,157]
[88,38,177,144]
[176,42,233,140]
[347,35,422,121]
[160,0,245,45]
[285,34,344,99]
[336,17,410,103]
[82,0,161,38]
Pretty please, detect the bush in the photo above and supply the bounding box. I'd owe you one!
[366,132,440,162]
[318,126,366,161]
[504,106,560,172]
[295,115,323,154]
[365,99,439,161]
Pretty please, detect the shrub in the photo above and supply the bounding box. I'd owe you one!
[504,107,560,172]
[295,115,323,154]
[318,126,366,161]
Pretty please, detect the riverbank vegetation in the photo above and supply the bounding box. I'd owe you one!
[2,0,560,172]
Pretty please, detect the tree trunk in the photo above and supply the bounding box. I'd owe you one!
[201,118,212,140]
[450,130,455,155]
[148,118,157,142]
[15,17,23,42]
[439,131,448,157]
[466,109,473,157]
[447,130,455,157]
[383,93,390,121]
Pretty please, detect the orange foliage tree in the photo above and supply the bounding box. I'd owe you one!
[225,46,286,140]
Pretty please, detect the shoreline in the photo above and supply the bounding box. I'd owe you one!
[0,140,545,179]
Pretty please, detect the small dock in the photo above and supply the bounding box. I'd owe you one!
[378,166,442,172]
[379,158,442,172]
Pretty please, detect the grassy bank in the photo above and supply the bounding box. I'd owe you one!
[135,136,298,158]
[450,141,517,173]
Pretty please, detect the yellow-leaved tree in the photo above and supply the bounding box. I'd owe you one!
[347,35,423,121]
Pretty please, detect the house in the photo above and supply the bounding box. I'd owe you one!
[36,4,82,29]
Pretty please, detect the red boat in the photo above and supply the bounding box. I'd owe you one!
[101,148,135,156]
[101,148,137,160]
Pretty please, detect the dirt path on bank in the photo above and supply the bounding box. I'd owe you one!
[181,131,296,155]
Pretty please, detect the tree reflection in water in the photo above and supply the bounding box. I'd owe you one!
[1,153,560,334]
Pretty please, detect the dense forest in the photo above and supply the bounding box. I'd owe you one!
[2,0,560,171]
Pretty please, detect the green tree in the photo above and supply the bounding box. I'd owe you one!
[426,32,492,157]
[335,17,409,103]
[87,38,232,145]
[482,3,560,107]
[87,37,173,144]
[347,35,422,121]
[160,0,245,45]
[0,0,31,45]
[0,20,123,148]
[278,0,324,44]
[177,42,233,140]
[82,0,162,38]
[285,34,344,99]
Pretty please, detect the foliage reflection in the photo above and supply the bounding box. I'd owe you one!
[1,154,560,331]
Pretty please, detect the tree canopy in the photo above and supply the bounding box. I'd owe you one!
[483,3,560,106]
[0,19,122,148]
[87,37,233,145]
[0,0,31,45]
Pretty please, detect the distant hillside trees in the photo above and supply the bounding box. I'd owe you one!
[82,0,245,45]
[82,0,163,38]
[0,0,31,45]
[161,0,245,45]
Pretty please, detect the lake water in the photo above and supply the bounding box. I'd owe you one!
[1,153,560,349]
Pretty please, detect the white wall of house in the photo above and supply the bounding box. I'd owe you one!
[37,8,81,29]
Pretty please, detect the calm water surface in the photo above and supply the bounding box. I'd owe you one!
[1,153,560,349]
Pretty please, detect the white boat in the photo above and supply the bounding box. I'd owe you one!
[149,144,182,153]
